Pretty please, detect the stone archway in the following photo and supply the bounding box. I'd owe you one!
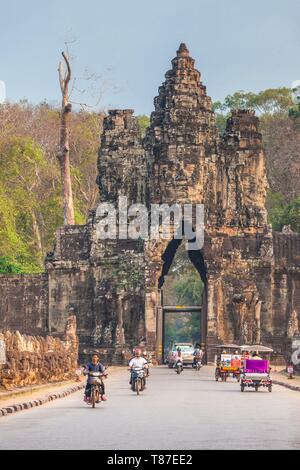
[144,236,208,363]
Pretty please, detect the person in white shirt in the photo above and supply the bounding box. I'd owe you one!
[129,348,148,387]
[192,343,203,367]
[173,347,184,366]
[129,348,148,368]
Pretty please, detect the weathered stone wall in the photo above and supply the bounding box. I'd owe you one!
[218,110,268,227]
[0,316,78,390]
[45,219,145,363]
[0,274,48,335]
[271,232,300,358]
[46,225,94,339]
[97,109,146,206]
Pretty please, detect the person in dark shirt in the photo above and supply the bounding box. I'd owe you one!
[83,353,108,403]
[193,343,203,367]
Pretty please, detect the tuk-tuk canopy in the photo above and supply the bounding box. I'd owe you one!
[216,344,241,350]
[240,344,273,353]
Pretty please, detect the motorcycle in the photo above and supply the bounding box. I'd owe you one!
[174,360,183,374]
[86,371,106,408]
[192,358,202,371]
[131,366,147,395]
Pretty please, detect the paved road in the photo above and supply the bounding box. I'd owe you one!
[1,366,300,450]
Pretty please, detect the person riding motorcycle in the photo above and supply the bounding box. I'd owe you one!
[83,353,108,403]
[174,347,184,369]
[192,343,203,367]
[129,348,148,386]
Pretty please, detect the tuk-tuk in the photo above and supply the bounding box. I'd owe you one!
[240,345,273,392]
[215,344,242,382]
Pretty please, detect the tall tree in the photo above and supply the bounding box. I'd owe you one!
[58,51,75,225]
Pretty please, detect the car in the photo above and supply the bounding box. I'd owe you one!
[167,342,195,368]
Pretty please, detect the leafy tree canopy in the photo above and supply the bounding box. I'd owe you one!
[137,115,150,137]
[213,87,293,115]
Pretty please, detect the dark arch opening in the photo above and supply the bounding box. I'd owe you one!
[158,232,208,361]
[158,238,182,289]
[188,249,207,285]
[158,238,207,289]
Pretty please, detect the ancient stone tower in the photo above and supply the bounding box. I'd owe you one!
[0,44,299,363]
[141,44,275,359]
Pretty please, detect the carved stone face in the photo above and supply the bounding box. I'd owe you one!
[291,80,300,105]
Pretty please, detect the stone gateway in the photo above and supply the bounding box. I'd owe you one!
[0,44,299,363]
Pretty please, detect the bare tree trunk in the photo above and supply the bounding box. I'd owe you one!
[57,51,75,225]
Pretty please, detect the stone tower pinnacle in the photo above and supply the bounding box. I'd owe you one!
[146,44,217,206]
[177,42,190,57]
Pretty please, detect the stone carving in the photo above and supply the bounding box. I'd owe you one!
[287,310,299,339]
[0,317,78,390]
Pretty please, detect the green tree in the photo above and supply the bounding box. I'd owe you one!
[223,90,257,111]
[136,115,150,137]
[173,270,204,305]
[0,103,103,273]
[215,88,293,114]
[289,104,300,119]
[164,311,200,348]
[253,88,293,114]
[0,257,23,273]
[0,138,46,270]
[268,194,300,232]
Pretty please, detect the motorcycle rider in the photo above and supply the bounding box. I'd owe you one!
[84,353,108,403]
[193,343,203,368]
[129,348,148,388]
[174,347,184,369]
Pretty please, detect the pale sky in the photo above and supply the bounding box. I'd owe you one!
[0,0,299,114]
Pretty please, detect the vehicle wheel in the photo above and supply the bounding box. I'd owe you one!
[91,388,96,408]
[241,384,244,392]
[136,379,140,396]
[268,385,272,393]
[142,378,146,391]
[255,385,258,392]
[168,363,173,369]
